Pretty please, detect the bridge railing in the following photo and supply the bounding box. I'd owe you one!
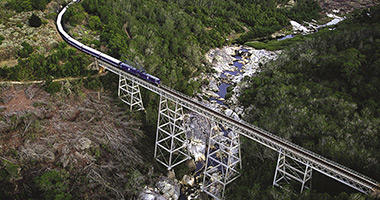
[58,3,379,196]
[99,60,377,193]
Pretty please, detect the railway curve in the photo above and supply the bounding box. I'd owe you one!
[56,0,380,196]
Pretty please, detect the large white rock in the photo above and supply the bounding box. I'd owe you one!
[156,177,180,200]
[290,20,310,33]
[209,79,219,92]
[138,187,166,200]
[181,175,195,187]
[224,109,233,117]
[187,139,206,162]
[320,14,345,27]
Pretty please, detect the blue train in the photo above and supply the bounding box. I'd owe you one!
[56,2,160,85]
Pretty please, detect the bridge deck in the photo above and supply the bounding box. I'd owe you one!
[57,0,379,196]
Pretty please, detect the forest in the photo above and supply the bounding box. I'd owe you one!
[5,0,52,12]
[1,42,92,80]
[232,5,380,199]
[1,0,379,199]
[61,0,322,128]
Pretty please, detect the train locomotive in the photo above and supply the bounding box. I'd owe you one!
[56,2,160,85]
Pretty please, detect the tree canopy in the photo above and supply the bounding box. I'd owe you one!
[232,5,380,199]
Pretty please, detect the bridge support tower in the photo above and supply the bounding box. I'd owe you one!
[203,123,242,199]
[118,74,144,111]
[154,96,190,170]
[273,149,312,193]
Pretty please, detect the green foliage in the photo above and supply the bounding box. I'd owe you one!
[124,169,145,195]
[232,5,380,199]
[88,15,101,30]
[6,0,51,12]
[1,42,92,81]
[285,0,321,22]
[6,0,32,12]
[29,13,42,27]
[45,80,62,94]
[0,160,20,182]
[84,77,102,90]
[74,0,320,96]
[0,160,22,198]
[35,170,72,200]
[18,41,34,58]
[245,34,309,50]
[0,34,4,44]
[31,0,51,10]
[64,3,85,26]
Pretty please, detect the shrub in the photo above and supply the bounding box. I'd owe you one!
[31,0,51,10]
[6,0,32,12]
[88,15,101,30]
[0,35,5,45]
[18,42,34,58]
[45,81,62,94]
[84,77,102,90]
[29,13,42,27]
[35,170,72,200]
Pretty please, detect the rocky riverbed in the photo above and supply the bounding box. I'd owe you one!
[135,2,380,199]
[195,45,280,116]
[138,46,280,199]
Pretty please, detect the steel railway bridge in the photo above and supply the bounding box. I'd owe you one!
[57,1,379,199]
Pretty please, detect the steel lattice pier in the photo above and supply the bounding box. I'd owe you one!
[203,123,242,199]
[118,74,144,111]
[154,96,190,170]
[57,5,380,200]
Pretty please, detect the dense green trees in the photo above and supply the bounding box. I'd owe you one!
[64,4,85,26]
[71,0,321,96]
[88,15,101,30]
[66,0,322,130]
[6,0,51,12]
[231,5,380,199]
[1,42,92,81]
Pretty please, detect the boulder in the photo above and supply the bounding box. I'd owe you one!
[138,187,166,200]
[187,139,206,162]
[290,21,310,33]
[156,177,180,200]
[224,109,233,117]
[209,79,219,92]
[181,175,195,187]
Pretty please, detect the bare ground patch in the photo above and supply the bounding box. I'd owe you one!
[0,59,18,67]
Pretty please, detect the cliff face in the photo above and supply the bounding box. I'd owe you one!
[318,0,379,14]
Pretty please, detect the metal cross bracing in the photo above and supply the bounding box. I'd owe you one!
[203,123,242,199]
[58,5,380,200]
[154,96,190,170]
[273,149,312,193]
[118,74,144,111]
[97,59,379,197]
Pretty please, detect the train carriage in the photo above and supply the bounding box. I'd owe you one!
[56,0,161,86]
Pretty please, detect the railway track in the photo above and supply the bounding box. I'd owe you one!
[56,0,380,196]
